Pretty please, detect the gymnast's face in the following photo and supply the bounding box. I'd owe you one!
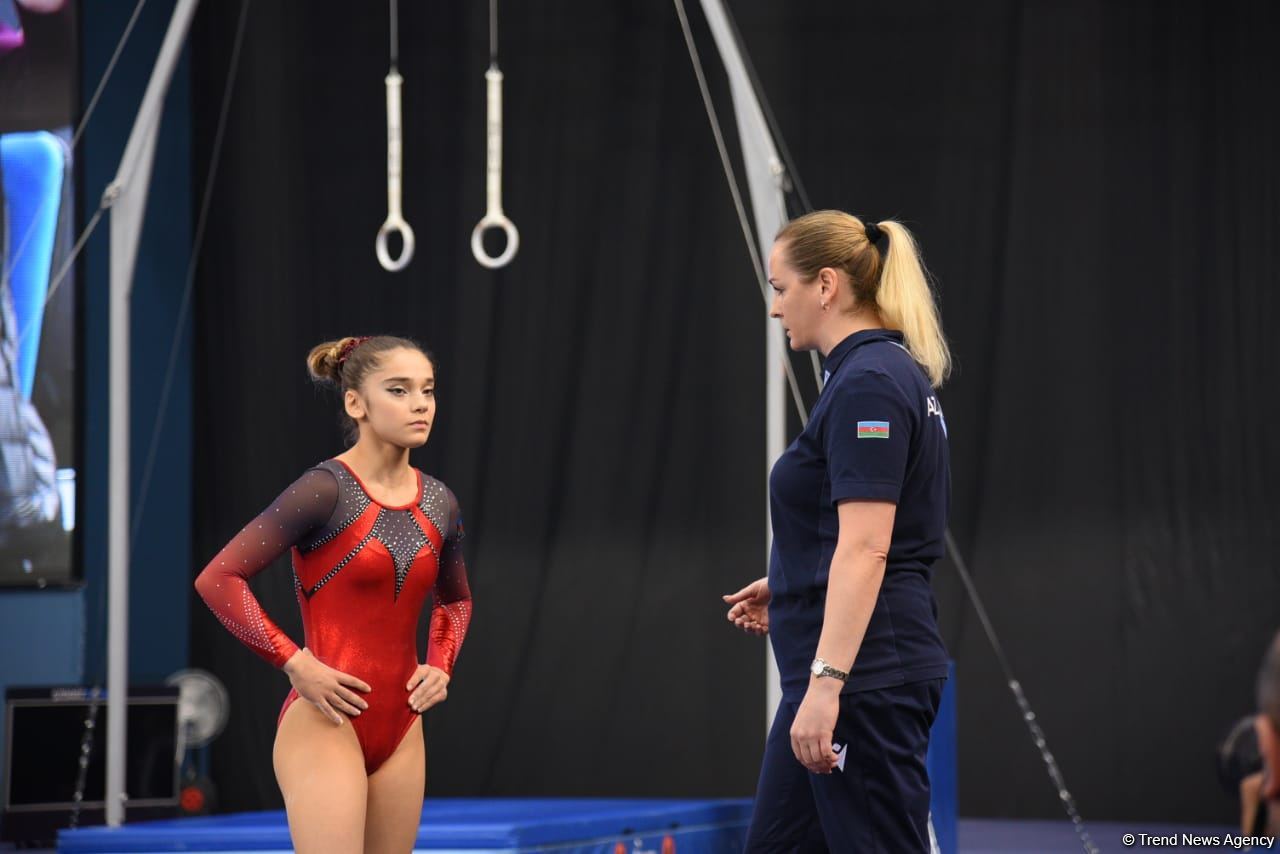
[768,240,827,352]
[345,348,436,449]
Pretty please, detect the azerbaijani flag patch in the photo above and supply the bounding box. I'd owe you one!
[857,420,890,439]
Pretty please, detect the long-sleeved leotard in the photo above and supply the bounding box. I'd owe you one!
[194,459,472,773]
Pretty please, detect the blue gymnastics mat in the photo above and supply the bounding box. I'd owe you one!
[56,672,959,853]
[57,798,752,853]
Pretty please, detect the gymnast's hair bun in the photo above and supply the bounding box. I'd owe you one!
[306,338,357,385]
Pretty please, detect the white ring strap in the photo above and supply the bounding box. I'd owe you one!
[471,66,519,269]
[376,69,415,271]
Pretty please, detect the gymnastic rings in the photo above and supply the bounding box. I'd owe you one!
[471,66,519,269]
[376,69,415,272]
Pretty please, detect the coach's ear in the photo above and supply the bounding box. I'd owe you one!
[1257,714,1280,800]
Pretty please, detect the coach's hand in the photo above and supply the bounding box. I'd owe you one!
[723,577,771,636]
[791,680,840,774]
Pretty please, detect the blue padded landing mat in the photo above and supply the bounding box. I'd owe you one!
[58,798,752,853]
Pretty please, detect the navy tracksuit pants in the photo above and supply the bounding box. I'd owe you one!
[744,678,944,853]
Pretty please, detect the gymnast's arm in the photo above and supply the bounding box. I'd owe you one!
[193,467,338,669]
[406,487,472,713]
[426,487,473,676]
[194,467,372,723]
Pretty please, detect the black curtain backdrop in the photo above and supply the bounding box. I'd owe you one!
[189,0,1280,824]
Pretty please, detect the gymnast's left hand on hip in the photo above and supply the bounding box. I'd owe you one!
[406,664,450,714]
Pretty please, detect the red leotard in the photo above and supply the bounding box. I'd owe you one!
[194,459,472,774]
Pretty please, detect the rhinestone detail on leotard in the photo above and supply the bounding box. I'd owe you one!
[212,585,278,654]
[369,508,431,598]
[297,461,370,554]
[305,529,376,598]
[417,477,450,539]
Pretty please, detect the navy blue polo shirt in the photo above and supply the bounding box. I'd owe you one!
[768,329,950,699]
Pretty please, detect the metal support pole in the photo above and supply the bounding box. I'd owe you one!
[105,0,201,826]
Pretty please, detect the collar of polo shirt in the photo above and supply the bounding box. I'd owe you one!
[822,328,905,383]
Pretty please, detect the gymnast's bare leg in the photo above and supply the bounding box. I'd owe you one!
[273,698,369,853]
[364,716,426,854]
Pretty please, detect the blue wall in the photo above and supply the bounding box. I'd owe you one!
[0,0,192,808]
[0,590,83,685]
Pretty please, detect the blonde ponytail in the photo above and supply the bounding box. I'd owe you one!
[873,220,951,388]
[775,210,952,388]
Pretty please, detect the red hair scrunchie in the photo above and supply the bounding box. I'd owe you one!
[336,336,373,366]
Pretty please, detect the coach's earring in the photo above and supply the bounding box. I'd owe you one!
[821,302,828,311]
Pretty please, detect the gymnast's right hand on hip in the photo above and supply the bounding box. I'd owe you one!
[723,577,771,636]
[283,648,372,725]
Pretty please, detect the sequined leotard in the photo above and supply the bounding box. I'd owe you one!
[195,459,472,774]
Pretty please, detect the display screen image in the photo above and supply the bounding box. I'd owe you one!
[0,0,78,586]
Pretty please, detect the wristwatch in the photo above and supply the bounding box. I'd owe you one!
[810,658,849,682]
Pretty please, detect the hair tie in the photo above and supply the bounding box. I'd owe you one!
[336,336,373,366]
[863,220,883,247]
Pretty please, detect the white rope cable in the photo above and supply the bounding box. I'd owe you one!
[470,0,519,269]
[73,0,151,153]
[674,4,1097,851]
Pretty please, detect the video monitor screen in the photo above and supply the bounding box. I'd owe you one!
[0,0,79,586]
[4,688,180,809]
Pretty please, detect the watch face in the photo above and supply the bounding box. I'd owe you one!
[811,660,823,676]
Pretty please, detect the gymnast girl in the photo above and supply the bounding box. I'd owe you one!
[195,335,472,853]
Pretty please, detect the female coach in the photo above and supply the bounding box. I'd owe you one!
[724,210,952,852]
